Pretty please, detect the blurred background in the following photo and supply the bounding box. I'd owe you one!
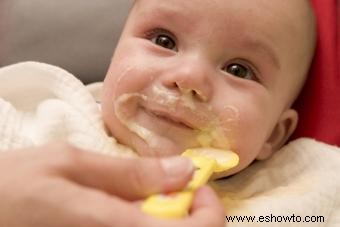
[0,0,133,83]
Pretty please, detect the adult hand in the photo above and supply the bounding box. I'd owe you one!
[0,142,226,227]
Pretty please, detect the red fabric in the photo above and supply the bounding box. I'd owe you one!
[292,0,339,145]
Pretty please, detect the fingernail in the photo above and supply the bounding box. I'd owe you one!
[161,156,194,178]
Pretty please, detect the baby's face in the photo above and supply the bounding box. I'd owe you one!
[102,0,314,175]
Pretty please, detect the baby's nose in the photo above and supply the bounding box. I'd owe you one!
[161,61,213,102]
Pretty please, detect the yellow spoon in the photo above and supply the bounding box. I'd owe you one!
[141,148,239,219]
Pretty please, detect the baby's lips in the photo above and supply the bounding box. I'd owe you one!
[143,99,214,130]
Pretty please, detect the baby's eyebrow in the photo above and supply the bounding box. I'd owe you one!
[242,38,281,70]
[139,4,196,32]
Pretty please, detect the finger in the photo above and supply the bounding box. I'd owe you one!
[135,186,226,227]
[58,145,194,200]
[66,185,142,227]
[185,186,226,227]
[33,178,145,227]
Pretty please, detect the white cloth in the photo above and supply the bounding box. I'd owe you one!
[1,62,339,227]
[0,61,135,156]
[212,138,340,227]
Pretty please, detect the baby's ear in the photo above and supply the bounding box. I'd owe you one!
[256,109,298,160]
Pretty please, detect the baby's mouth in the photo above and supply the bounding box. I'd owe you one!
[140,91,213,132]
[114,92,237,151]
[114,93,210,148]
[143,108,194,130]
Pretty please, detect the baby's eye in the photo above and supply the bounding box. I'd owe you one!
[223,63,256,81]
[152,34,177,51]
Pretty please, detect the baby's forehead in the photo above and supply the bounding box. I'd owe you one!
[133,0,311,36]
[134,0,310,42]
[135,0,307,17]
[134,0,201,19]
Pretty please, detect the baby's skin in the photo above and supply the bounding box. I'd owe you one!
[102,0,316,177]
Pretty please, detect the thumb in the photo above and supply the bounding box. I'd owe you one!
[60,148,194,200]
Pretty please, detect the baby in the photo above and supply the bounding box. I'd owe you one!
[3,0,331,226]
[101,0,316,177]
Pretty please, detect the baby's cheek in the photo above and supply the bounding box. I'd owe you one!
[236,126,266,168]
[229,112,269,164]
